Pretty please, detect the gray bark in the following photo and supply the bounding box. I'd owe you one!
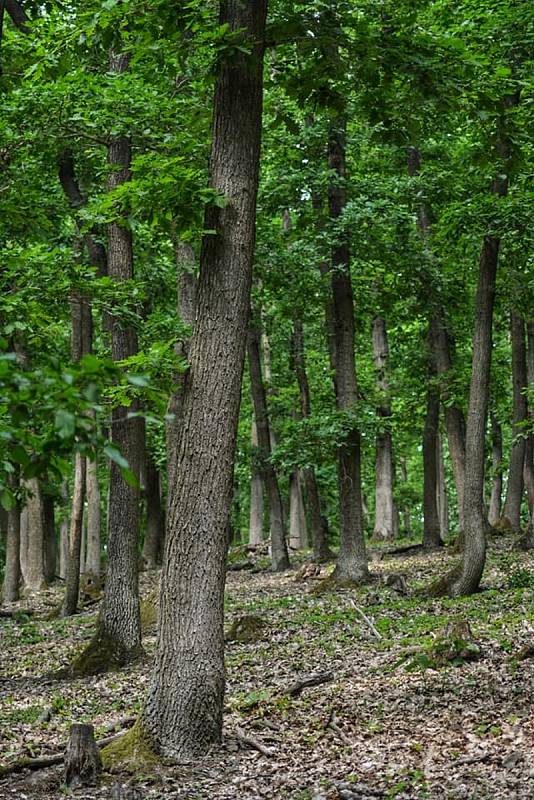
[23,479,47,591]
[2,471,21,603]
[289,471,308,550]
[372,316,397,541]
[488,412,503,526]
[85,459,101,576]
[501,311,527,530]
[248,416,264,546]
[61,453,86,616]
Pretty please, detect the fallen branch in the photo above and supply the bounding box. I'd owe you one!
[325,711,352,747]
[285,671,334,697]
[0,719,134,778]
[235,726,275,758]
[457,751,490,766]
[350,601,382,640]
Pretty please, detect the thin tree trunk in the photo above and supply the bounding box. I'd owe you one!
[59,481,69,580]
[142,454,164,569]
[372,316,397,541]
[23,479,47,591]
[436,433,449,538]
[247,322,290,571]
[141,0,268,759]
[2,471,21,603]
[500,311,527,530]
[423,324,443,549]
[85,458,101,576]
[524,322,534,517]
[61,454,86,616]
[43,492,56,583]
[400,458,411,534]
[488,412,503,526]
[328,117,369,584]
[289,471,307,549]
[248,415,264,546]
[292,318,331,560]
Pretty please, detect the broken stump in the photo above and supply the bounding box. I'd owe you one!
[64,723,102,789]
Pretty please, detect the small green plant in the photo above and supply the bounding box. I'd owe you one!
[507,568,534,589]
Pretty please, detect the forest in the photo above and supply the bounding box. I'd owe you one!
[0,0,533,798]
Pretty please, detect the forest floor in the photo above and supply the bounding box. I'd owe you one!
[1,535,534,799]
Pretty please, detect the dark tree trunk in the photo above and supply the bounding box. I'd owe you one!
[423,324,443,549]
[64,724,102,789]
[61,454,87,616]
[432,316,466,530]
[436,433,449,537]
[328,117,369,583]
[248,414,265,546]
[292,319,332,560]
[400,458,411,534]
[2,470,21,603]
[488,411,503,525]
[501,311,527,530]
[140,0,268,759]
[247,323,290,571]
[372,316,397,541]
[43,492,56,583]
[524,323,534,519]
[142,453,164,569]
[85,458,101,577]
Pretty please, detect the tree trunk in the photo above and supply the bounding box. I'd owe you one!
[64,723,102,789]
[292,318,332,560]
[289,471,307,549]
[142,453,164,569]
[436,433,449,538]
[248,415,264,546]
[43,492,56,583]
[247,323,290,571]
[500,311,527,530]
[85,458,101,577]
[423,324,443,549]
[140,0,268,759]
[59,481,69,580]
[23,479,47,591]
[488,412,503,526]
[432,316,466,530]
[327,118,369,583]
[2,471,21,603]
[61,454,86,616]
[399,458,411,534]
[372,316,397,541]
[524,322,534,518]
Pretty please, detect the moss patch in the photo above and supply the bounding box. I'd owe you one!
[70,627,144,677]
[225,614,266,643]
[101,721,160,773]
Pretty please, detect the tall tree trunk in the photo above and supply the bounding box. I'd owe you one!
[142,454,164,569]
[61,454,87,616]
[372,316,397,541]
[436,433,449,537]
[23,478,46,591]
[248,415,265,546]
[289,471,307,549]
[247,323,290,571]
[43,492,56,583]
[488,411,503,526]
[140,0,268,759]
[423,324,443,549]
[500,311,527,530]
[59,481,69,580]
[292,319,332,560]
[432,317,466,530]
[2,471,21,603]
[328,117,369,583]
[72,51,143,668]
[524,322,534,517]
[400,458,411,535]
[85,458,101,576]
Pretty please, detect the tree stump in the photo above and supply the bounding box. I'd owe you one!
[64,723,102,788]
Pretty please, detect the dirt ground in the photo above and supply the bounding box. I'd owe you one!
[1,539,533,799]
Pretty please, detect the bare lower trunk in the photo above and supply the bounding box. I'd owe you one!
[43,493,56,583]
[85,459,101,576]
[501,311,527,530]
[247,323,289,571]
[488,412,503,525]
[372,317,396,541]
[142,454,164,569]
[248,416,264,546]
[399,458,411,534]
[140,0,268,758]
[59,481,69,580]
[292,319,331,560]
[289,471,307,549]
[2,471,21,603]
[524,322,534,516]
[423,327,442,549]
[328,118,368,583]
[61,454,86,616]
[23,479,47,591]
[436,433,449,538]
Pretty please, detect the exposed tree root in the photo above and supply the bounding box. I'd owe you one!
[100,721,160,773]
[421,562,463,598]
[70,627,144,677]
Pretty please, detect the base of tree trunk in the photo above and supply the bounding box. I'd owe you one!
[64,723,102,788]
[100,721,159,773]
[70,626,144,677]
[449,530,465,553]
[423,562,466,598]
[311,571,373,595]
[313,547,335,563]
[516,525,534,551]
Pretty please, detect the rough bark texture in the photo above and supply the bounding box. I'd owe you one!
[328,117,369,583]
[2,471,21,603]
[85,458,101,577]
[61,454,87,616]
[248,415,265,546]
[289,471,308,550]
[432,316,466,530]
[142,453,164,569]
[140,0,268,759]
[59,481,69,580]
[524,323,534,519]
[292,319,331,560]
[488,412,503,526]
[247,323,290,571]
[423,325,443,549]
[436,433,449,538]
[42,492,56,584]
[64,724,102,789]
[23,479,46,591]
[372,316,397,541]
[501,311,527,530]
